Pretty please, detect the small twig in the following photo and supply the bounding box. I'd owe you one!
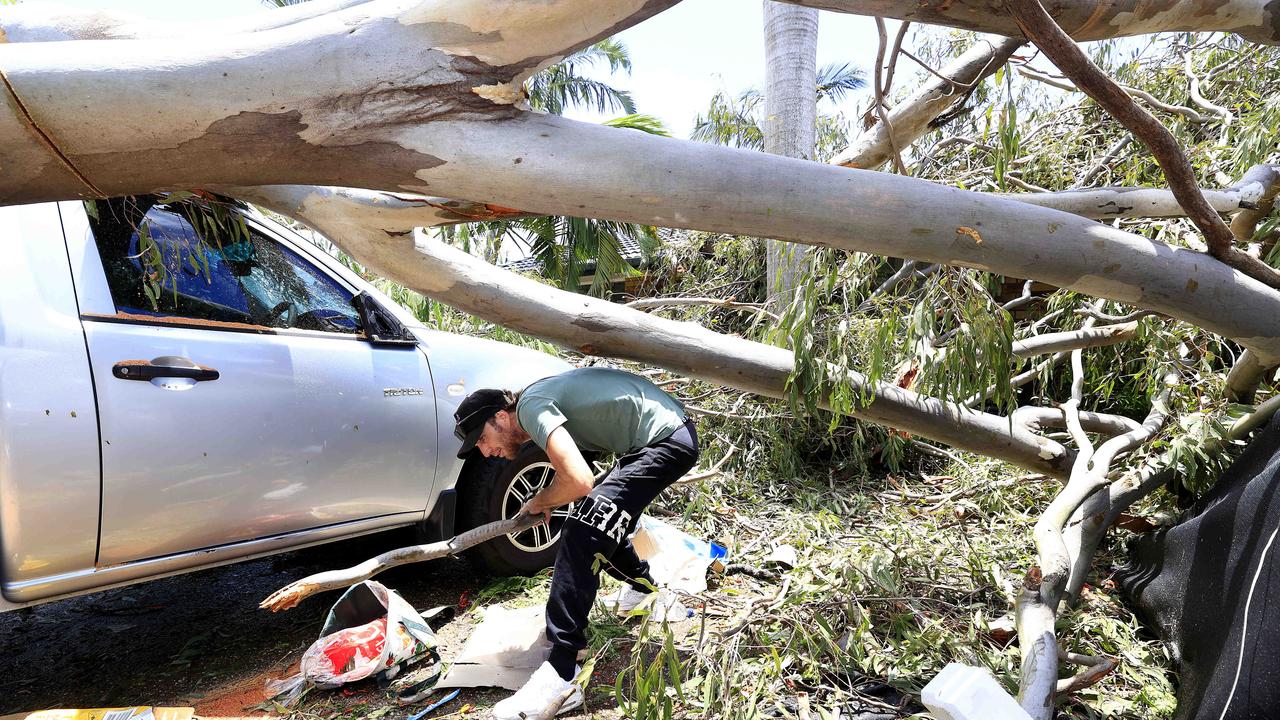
[1016,65,1208,123]
[1004,173,1051,193]
[899,48,987,92]
[1055,650,1119,695]
[879,20,911,97]
[1073,308,1155,323]
[677,444,738,485]
[1077,136,1132,188]
[873,17,908,175]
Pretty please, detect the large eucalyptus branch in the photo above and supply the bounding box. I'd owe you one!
[7,6,1280,365]
[1015,354,1175,716]
[230,184,1073,478]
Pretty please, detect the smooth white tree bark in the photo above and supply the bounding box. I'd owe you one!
[9,4,1280,366]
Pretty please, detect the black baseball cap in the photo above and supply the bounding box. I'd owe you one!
[454,389,515,458]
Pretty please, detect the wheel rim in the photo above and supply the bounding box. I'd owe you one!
[500,461,574,553]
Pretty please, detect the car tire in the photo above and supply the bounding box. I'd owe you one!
[457,443,577,576]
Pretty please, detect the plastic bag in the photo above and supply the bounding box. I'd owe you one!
[631,515,727,593]
[267,580,438,706]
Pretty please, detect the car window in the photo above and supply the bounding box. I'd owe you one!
[88,196,361,334]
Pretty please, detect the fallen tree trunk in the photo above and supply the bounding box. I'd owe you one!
[261,513,542,611]
[230,184,1074,478]
[8,6,1280,365]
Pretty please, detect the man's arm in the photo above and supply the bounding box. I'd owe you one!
[521,425,595,521]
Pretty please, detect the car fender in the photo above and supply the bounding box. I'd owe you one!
[411,328,571,494]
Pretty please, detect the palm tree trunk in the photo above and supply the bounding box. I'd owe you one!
[762,1,819,307]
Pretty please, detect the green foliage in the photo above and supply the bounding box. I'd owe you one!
[691,63,863,161]
[690,89,765,150]
[436,39,658,295]
[94,193,250,312]
[604,113,672,136]
[526,39,636,116]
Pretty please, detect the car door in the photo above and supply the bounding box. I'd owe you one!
[68,196,437,565]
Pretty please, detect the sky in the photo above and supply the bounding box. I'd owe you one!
[29,0,884,139]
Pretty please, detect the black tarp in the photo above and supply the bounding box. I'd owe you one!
[1118,413,1280,719]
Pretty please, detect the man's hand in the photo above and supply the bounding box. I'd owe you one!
[520,498,552,526]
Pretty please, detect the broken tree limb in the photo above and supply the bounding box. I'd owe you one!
[1007,0,1280,291]
[1056,650,1118,695]
[261,513,542,612]
[1055,369,1178,606]
[994,185,1253,220]
[1014,567,1058,720]
[1226,349,1273,405]
[1038,368,1176,612]
[832,37,1022,170]
[1011,321,1139,358]
[1012,406,1142,438]
[1230,164,1280,241]
[230,185,1075,478]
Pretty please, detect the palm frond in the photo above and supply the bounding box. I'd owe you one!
[526,40,636,116]
[816,62,866,104]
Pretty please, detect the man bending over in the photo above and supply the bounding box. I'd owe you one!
[453,366,699,719]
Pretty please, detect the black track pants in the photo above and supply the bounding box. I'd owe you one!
[544,418,699,667]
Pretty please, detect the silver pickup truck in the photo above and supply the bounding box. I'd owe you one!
[0,195,571,612]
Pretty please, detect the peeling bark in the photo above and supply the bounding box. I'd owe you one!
[0,0,679,203]
[7,7,1280,365]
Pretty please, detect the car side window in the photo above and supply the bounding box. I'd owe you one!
[88,196,361,334]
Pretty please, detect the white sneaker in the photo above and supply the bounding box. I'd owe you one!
[491,661,584,720]
[605,585,692,622]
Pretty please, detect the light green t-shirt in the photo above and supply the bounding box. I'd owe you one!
[516,367,686,454]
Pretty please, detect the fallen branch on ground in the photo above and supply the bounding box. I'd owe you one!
[261,514,540,612]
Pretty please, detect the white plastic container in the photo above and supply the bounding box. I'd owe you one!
[921,663,1033,720]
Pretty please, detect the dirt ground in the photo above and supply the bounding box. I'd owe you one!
[0,529,621,719]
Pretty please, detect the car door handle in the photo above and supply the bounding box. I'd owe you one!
[113,356,220,382]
